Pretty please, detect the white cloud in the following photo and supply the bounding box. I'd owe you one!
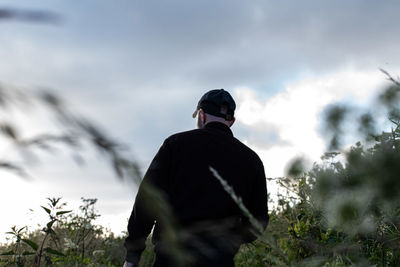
[234,69,388,177]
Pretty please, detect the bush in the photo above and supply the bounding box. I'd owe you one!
[1,198,125,266]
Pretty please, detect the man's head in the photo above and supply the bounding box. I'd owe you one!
[192,89,236,129]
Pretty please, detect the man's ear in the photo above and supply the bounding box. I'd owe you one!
[229,117,235,127]
[199,109,206,123]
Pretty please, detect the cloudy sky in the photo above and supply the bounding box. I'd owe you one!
[1,0,400,241]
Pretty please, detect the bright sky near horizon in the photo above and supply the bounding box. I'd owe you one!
[1,0,400,243]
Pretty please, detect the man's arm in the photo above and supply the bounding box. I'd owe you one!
[124,139,172,265]
[241,160,269,243]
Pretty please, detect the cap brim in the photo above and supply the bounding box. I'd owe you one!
[192,109,198,118]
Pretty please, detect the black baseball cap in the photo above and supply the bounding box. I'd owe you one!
[192,89,236,121]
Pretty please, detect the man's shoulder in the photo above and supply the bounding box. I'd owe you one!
[161,129,203,147]
[231,137,263,164]
[166,129,262,163]
[166,128,202,141]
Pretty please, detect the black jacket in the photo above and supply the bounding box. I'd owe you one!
[125,122,269,264]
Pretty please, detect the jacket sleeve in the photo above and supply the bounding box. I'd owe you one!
[124,139,172,264]
[241,159,269,243]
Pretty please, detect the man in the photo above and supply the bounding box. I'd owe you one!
[124,89,269,267]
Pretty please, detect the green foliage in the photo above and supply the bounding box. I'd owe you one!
[0,198,125,266]
[233,75,400,266]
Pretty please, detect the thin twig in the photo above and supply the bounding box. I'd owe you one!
[379,68,400,86]
[209,166,264,235]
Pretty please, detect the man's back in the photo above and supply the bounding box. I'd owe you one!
[163,122,267,227]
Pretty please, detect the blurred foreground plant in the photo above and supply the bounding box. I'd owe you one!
[0,84,141,183]
[269,71,400,266]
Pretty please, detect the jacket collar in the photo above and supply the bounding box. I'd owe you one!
[204,122,233,137]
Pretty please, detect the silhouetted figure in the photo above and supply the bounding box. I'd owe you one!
[124,89,269,267]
